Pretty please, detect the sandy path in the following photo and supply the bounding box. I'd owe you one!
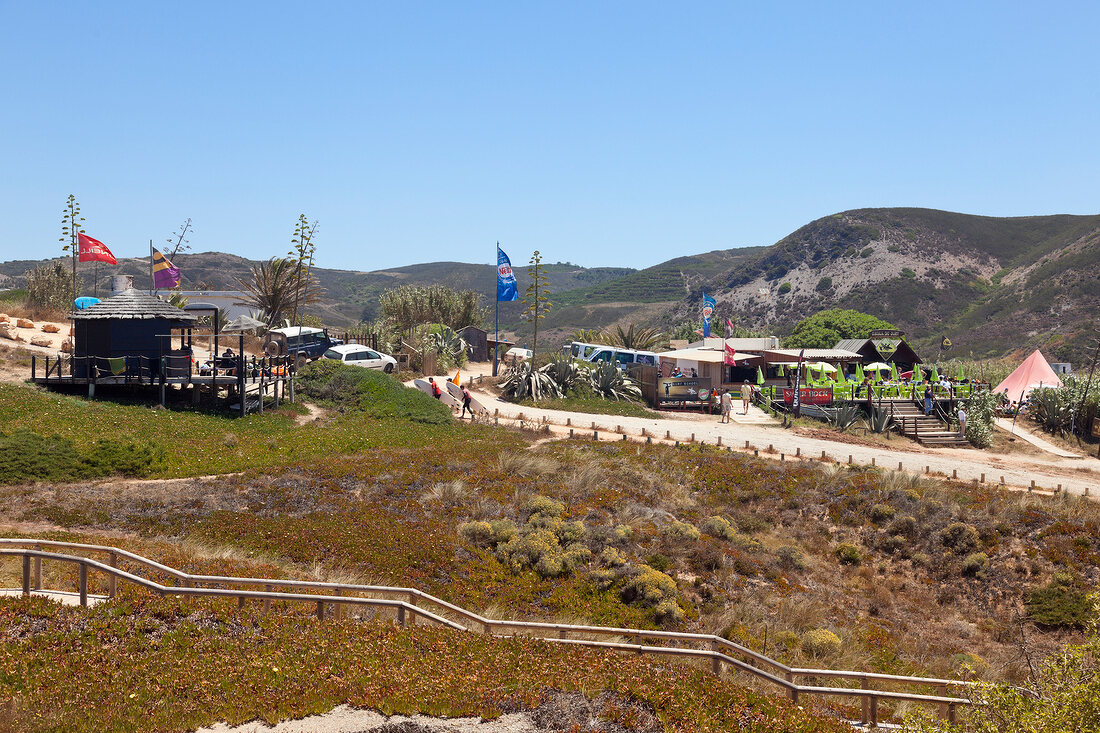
[432,373,1100,498]
[196,707,538,733]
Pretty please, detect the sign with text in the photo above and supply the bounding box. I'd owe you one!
[1092,417,1100,438]
[658,377,713,404]
[783,387,833,406]
[870,329,905,339]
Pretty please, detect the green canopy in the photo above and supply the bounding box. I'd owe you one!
[890,362,898,382]
[956,366,965,380]
[756,366,765,385]
[930,364,940,383]
[776,363,785,377]
[855,363,865,382]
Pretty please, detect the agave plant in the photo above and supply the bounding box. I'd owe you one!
[425,326,468,362]
[570,328,607,345]
[542,357,585,394]
[823,404,860,431]
[588,362,642,402]
[868,405,894,433]
[500,360,562,401]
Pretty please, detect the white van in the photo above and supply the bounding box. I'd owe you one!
[569,341,657,367]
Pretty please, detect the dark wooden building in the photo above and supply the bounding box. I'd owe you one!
[459,325,514,363]
[834,338,923,373]
[71,288,198,378]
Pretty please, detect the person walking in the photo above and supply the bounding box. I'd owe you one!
[923,380,933,416]
[957,404,967,439]
[429,377,442,399]
[740,380,752,415]
[460,384,473,418]
[720,389,732,423]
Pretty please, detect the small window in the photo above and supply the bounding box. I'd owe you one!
[350,351,370,361]
[592,350,613,362]
[615,352,633,365]
[365,350,380,359]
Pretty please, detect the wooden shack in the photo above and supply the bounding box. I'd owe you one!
[71,288,198,378]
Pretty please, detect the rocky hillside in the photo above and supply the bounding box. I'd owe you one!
[665,208,1100,363]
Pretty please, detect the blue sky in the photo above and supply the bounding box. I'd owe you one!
[1,2,1097,272]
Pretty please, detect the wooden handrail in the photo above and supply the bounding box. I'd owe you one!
[0,539,977,726]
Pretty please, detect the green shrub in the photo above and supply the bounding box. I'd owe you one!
[876,534,907,555]
[654,600,684,625]
[774,630,802,651]
[488,519,517,545]
[815,276,833,292]
[887,244,900,253]
[297,361,451,424]
[801,628,842,658]
[940,522,980,554]
[645,553,671,572]
[859,247,874,258]
[664,521,701,541]
[778,282,792,295]
[961,552,989,578]
[900,268,916,279]
[702,516,736,541]
[621,565,678,607]
[910,552,931,568]
[559,520,586,545]
[949,652,988,675]
[458,521,494,547]
[523,495,565,519]
[600,547,627,567]
[0,429,162,483]
[834,543,861,565]
[869,503,896,524]
[1026,573,1094,628]
[775,545,807,570]
[887,515,918,537]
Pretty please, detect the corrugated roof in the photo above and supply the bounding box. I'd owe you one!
[762,348,862,361]
[835,338,873,352]
[71,289,199,321]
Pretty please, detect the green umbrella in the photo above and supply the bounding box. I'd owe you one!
[777,364,785,377]
[956,366,965,380]
[855,363,865,382]
[890,362,898,382]
[756,366,765,385]
[930,364,939,383]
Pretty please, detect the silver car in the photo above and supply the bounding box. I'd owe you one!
[322,344,398,373]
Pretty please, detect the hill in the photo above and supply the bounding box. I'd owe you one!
[659,208,1100,363]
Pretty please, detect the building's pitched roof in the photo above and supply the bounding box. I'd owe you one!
[71,289,199,321]
[835,338,874,353]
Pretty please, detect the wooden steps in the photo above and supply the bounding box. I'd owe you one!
[889,402,969,447]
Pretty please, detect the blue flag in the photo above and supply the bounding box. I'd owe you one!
[702,292,716,337]
[496,244,518,302]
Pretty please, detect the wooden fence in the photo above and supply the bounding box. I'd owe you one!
[0,538,980,727]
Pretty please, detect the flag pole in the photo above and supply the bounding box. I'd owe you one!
[149,240,154,295]
[493,242,499,378]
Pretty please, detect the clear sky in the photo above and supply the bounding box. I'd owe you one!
[1,2,1097,272]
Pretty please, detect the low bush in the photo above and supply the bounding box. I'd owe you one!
[801,628,842,658]
[869,503,896,523]
[664,521,701,541]
[0,429,162,483]
[887,515,918,537]
[940,522,980,555]
[523,495,565,519]
[961,552,989,578]
[645,553,671,572]
[834,543,861,565]
[702,516,736,541]
[458,521,494,546]
[775,545,807,571]
[1026,573,1094,629]
[621,565,679,608]
[297,360,451,424]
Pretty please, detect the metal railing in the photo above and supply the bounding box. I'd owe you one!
[0,538,976,727]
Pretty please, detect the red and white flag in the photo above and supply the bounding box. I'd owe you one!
[77,233,117,264]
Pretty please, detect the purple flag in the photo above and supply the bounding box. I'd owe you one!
[152,247,181,289]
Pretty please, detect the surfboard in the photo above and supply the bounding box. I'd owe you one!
[446,381,490,416]
[413,378,460,408]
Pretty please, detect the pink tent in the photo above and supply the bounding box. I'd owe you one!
[993,350,1063,399]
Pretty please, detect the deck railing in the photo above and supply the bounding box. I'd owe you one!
[0,538,979,727]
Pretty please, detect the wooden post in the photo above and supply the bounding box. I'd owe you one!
[315,600,324,620]
[79,561,88,607]
[710,640,721,675]
[397,605,406,626]
[22,554,30,596]
[407,594,417,626]
[953,469,957,479]
[263,584,272,612]
[849,455,853,464]
[871,457,876,467]
[108,551,117,598]
[980,473,985,483]
[861,676,870,724]
[898,461,903,470]
[869,696,878,728]
[717,436,722,446]
[795,447,800,457]
[1029,480,1035,492]
[238,596,246,610]
[593,430,598,440]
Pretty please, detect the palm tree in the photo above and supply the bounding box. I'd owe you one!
[570,328,607,345]
[234,257,321,327]
[607,324,665,351]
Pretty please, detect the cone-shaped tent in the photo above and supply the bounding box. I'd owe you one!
[994,350,1064,398]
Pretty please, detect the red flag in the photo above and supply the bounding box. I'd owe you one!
[724,343,738,366]
[78,233,117,265]
[726,318,735,332]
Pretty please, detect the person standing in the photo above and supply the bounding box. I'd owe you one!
[740,380,752,415]
[720,389,732,423]
[460,385,474,418]
[923,380,933,416]
[957,404,967,439]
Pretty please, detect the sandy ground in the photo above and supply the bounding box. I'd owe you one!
[195,708,539,733]
[0,314,70,354]
[430,362,1100,499]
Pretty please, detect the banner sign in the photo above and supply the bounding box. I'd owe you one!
[783,387,833,405]
[657,377,712,404]
[496,244,518,302]
[792,348,805,416]
[702,293,716,337]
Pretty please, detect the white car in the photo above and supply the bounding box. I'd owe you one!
[323,344,398,373]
